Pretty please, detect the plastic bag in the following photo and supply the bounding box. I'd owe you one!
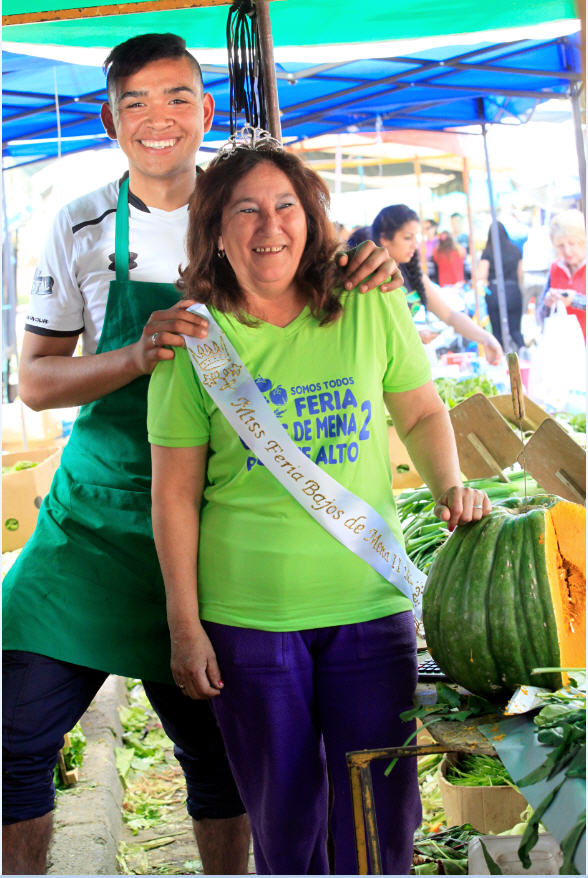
[527,302,586,411]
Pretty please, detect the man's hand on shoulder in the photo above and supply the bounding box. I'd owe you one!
[336,240,404,294]
[135,299,209,374]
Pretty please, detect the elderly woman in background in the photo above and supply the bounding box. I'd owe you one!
[148,135,491,875]
[539,209,586,341]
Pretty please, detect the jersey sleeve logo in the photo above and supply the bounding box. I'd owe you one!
[31,269,55,296]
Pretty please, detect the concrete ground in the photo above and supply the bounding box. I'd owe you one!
[47,677,254,876]
[48,676,127,876]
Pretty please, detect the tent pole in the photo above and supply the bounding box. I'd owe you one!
[462,156,481,324]
[413,155,427,272]
[256,0,282,141]
[335,135,342,194]
[480,119,513,353]
[570,84,586,218]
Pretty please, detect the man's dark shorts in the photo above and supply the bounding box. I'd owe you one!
[2,650,244,824]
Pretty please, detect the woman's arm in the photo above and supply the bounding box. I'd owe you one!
[151,442,222,700]
[384,381,491,528]
[423,274,503,364]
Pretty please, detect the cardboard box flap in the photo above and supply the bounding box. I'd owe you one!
[449,394,523,480]
[518,419,586,504]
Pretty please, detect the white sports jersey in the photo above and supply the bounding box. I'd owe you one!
[25,175,189,355]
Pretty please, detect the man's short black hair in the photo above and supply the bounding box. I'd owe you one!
[103,33,203,101]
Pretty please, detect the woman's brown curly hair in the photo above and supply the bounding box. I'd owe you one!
[178,144,342,324]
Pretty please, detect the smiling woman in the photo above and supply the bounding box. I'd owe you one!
[178,137,342,326]
[147,130,494,875]
[217,163,308,324]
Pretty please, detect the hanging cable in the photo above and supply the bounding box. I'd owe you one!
[226,0,267,133]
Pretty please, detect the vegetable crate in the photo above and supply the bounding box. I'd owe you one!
[2,446,63,552]
[438,753,527,835]
[388,426,423,490]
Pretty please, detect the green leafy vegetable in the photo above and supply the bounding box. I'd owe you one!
[445,754,514,787]
[479,841,503,874]
[433,375,499,408]
[2,460,39,474]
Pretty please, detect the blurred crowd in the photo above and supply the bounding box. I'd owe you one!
[336,205,586,367]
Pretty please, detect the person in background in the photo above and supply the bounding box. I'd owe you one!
[148,134,492,876]
[346,224,372,249]
[477,221,526,351]
[372,204,503,363]
[538,209,586,341]
[522,215,552,312]
[422,218,439,281]
[2,33,400,877]
[432,230,466,288]
[449,212,469,248]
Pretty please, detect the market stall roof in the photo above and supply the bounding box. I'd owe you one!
[2,28,582,167]
[1,0,579,49]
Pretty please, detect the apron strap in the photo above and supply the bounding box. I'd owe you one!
[115,177,130,282]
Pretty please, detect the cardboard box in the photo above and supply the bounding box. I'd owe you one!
[2,446,63,552]
[387,425,424,490]
[438,753,528,834]
[2,402,64,451]
[448,393,586,503]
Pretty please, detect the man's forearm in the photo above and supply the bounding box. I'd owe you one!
[19,344,143,410]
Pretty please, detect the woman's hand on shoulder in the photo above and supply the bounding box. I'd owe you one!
[433,485,492,531]
[336,240,404,293]
[170,621,223,700]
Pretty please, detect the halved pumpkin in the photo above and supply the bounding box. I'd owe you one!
[422,495,586,699]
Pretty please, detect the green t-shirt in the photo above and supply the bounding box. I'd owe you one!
[148,287,431,631]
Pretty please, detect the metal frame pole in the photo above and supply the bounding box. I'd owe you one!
[570,84,586,218]
[255,0,282,141]
[480,117,513,353]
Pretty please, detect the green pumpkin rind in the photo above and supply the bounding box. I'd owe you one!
[423,514,503,695]
[452,514,506,696]
[486,515,531,693]
[423,499,566,699]
[422,521,468,669]
[515,514,551,684]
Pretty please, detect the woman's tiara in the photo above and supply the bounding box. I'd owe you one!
[214,125,283,162]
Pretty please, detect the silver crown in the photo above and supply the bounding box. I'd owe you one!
[214,125,283,162]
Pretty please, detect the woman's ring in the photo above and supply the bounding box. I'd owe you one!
[152,331,159,346]
[473,504,483,509]
[177,682,186,689]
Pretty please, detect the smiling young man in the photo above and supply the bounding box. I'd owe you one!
[2,33,401,876]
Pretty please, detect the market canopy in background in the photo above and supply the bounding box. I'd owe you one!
[1,0,579,49]
[2,28,582,167]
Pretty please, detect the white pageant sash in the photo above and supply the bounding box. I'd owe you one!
[183,304,426,621]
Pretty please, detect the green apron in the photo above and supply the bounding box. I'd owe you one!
[3,178,180,683]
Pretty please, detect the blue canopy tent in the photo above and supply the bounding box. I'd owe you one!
[2,32,583,167]
[4,27,583,355]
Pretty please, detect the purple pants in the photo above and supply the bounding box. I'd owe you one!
[204,612,421,875]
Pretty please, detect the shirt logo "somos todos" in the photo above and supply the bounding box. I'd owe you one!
[244,374,372,472]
